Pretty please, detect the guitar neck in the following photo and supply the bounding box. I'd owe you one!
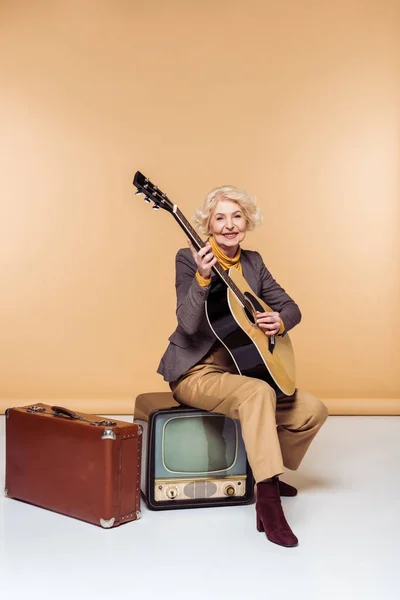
[132,171,248,309]
[172,206,247,306]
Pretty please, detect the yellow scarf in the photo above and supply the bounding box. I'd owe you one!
[209,236,242,274]
[196,237,242,286]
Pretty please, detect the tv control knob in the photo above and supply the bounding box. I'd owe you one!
[166,485,179,500]
[224,484,236,497]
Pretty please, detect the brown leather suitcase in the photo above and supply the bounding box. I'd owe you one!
[5,403,142,528]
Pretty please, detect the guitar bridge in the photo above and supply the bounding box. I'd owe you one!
[268,335,276,354]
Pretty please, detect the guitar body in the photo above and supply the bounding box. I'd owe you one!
[206,268,296,396]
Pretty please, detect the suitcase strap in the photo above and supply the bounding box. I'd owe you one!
[50,405,117,427]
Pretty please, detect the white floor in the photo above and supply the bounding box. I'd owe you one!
[1,414,399,600]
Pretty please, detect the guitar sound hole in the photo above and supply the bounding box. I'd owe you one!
[244,292,264,325]
[244,306,256,324]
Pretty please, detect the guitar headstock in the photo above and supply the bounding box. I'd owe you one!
[133,171,175,213]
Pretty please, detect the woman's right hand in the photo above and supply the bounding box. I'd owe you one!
[188,239,217,280]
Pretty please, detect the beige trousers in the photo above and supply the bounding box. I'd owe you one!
[170,345,328,483]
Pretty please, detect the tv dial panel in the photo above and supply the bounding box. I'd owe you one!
[154,477,247,502]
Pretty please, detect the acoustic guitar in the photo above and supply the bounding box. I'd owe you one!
[133,171,296,396]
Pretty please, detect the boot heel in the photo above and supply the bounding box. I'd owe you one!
[256,515,264,532]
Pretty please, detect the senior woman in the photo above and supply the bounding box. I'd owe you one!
[157,185,328,547]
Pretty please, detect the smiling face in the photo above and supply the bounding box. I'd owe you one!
[209,198,248,257]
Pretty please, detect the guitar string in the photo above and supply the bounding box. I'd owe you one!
[174,208,255,315]
[138,181,281,375]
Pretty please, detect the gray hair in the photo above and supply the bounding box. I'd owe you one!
[193,185,263,235]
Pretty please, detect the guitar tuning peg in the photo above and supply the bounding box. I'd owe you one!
[135,190,142,195]
[144,197,151,204]
[152,204,160,210]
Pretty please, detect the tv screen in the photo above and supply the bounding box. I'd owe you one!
[162,414,237,474]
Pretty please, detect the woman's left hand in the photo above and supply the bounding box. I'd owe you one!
[256,311,281,336]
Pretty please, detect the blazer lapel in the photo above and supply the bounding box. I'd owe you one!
[241,250,259,295]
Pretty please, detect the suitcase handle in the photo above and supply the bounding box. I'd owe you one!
[51,406,77,420]
[51,406,117,427]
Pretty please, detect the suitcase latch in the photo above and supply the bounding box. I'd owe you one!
[101,429,117,441]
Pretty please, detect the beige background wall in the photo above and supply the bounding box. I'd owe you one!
[1,0,399,414]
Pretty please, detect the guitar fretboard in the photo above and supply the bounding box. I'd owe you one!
[173,206,253,313]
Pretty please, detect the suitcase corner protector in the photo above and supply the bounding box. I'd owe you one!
[100,517,116,528]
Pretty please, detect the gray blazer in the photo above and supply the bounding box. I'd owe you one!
[157,248,301,383]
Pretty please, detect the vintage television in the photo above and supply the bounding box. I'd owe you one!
[134,392,254,510]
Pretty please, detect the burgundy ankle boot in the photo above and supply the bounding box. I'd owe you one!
[256,478,299,547]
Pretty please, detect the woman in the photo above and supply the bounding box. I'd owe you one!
[157,185,328,548]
